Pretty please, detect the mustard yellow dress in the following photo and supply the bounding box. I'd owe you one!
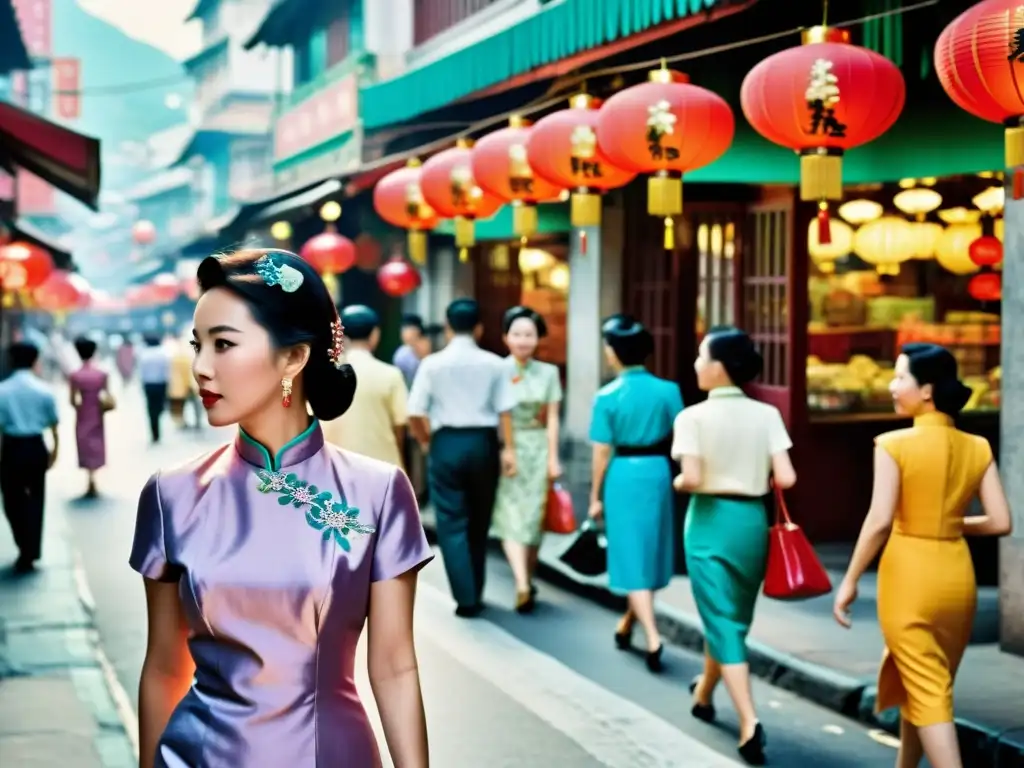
[874,412,992,726]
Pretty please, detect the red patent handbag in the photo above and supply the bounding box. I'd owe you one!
[544,482,577,534]
[763,482,832,601]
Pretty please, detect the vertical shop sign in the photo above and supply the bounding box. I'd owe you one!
[12,0,52,57]
[16,170,55,216]
[52,58,81,119]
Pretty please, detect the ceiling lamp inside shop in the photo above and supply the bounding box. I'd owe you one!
[893,187,942,220]
[838,199,883,225]
[937,207,982,225]
[853,216,916,275]
[807,218,853,273]
[518,247,556,274]
[972,186,1005,216]
[936,223,983,275]
[909,221,944,259]
[549,263,569,291]
[270,220,292,241]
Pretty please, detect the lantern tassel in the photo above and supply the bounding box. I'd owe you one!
[512,202,538,239]
[458,247,469,263]
[817,202,832,245]
[1006,125,1024,200]
[663,217,675,250]
[579,229,588,255]
[1014,168,1024,202]
[648,172,683,217]
[407,230,428,265]
[800,151,843,203]
[454,216,476,250]
[571,192,601,227]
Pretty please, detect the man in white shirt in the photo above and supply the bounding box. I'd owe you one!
[322,305,408,466]
[137,335,171,443]
[408,298,517,617]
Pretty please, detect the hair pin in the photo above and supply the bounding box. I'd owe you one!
[329,316,345,367]
[256,254,304,293]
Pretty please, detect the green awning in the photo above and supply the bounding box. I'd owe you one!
[434,202,572,241]
[360,0,725,130]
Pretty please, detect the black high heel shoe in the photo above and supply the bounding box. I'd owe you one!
[688,677,716,723]
[738,723,766,766]
[614,625,632,651]
[645,644,664,673]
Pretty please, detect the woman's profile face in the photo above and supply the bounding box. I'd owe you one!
[504,316,539,360]
[890,354,928,415]
[191,287,286,427]
[694,336,720,391]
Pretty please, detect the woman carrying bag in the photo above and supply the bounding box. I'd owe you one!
[671,326,796,766]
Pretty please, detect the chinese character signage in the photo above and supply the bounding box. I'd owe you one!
[52,58,81,120]
[273,74,358,163]
[17,169,55,216]
[12,0,52,58]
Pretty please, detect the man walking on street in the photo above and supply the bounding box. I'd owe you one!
[392,313,429,388]
[138,335,170,443]
[0,342,59,573]
[323,305,408,466]
[408,298,517,617]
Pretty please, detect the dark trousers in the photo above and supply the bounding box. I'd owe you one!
[429,428,500,608]
[143,383,167,442]
[1,435,48,563]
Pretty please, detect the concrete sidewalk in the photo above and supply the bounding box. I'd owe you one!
[0,473,137,767]
[422,510,1024,768]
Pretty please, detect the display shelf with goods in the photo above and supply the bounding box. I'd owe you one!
[804,173,1004,420]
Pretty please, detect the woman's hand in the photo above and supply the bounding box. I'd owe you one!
[672,474,687,493]
[501,447,518,477]
[547,457,562,480]
[832,578,858,629]
[588,500,603,520]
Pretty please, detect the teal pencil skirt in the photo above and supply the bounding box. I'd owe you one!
[684,494,769,665]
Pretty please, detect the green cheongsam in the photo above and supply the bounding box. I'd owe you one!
[490,357,563,546]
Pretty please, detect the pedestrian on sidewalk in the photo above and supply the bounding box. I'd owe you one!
[137,335,170,443]
[131,249,432,768]
[672,326,795,766]
[408,297,518,618]
[0,341,59,573]
[322,304,408,467]
[115,336,136,388]
[69,336,114,498]
[834,343,1012,768]
[588,315,682,673]
[491,306,563,614]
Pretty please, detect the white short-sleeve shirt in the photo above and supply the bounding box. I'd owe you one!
[671,386,792,496]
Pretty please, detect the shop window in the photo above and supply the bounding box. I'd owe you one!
[742,206,790,388]
[694,217,737,338]
[413,0,502,46]
[805,175,1003,417]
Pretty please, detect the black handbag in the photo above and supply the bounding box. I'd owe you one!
[558,519,607,577]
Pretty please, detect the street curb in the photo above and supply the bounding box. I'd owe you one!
[423,519,1024,767]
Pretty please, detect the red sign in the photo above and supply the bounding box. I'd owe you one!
[0,169,14,202]
[52,58,81,119]
[17,169,55,215]
[274,74,358,162]
[12,0,52,57]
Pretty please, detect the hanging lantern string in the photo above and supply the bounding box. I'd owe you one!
[354,0,938,180]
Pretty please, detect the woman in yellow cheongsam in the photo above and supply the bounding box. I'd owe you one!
[834,343,1012,768]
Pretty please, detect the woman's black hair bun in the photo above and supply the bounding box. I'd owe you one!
[933,377,972,416]
[706,326,764,386]
[305,356,357,422]
[502,305,548,337]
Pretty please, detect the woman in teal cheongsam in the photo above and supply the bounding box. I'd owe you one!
[491,306,563,613]
[588,315,683,673]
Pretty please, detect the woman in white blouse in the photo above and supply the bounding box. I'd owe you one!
[671,326,796,766]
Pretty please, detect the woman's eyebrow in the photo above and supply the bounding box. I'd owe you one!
[205,325,243,335]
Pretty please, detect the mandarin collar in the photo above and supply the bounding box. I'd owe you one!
[235,420,324,471]
[914,411,954,428]
[708,386,745,399]
[619,365,646,377]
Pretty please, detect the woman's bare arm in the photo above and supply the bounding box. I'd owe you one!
[964,462,1013,536]
[368,570,428,768]
[771,451,797,489]
[138,579,194,768]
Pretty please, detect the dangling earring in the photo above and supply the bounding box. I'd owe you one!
[281,378,293,408]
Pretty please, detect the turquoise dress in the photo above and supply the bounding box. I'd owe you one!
[589,367,683,594]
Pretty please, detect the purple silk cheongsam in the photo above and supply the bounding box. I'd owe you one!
[129,420,433,768]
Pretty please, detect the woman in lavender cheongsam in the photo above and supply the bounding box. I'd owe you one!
[131,249,433,768]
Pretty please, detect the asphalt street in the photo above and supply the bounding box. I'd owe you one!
[54,380,907,767]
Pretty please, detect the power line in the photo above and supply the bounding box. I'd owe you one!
[49,74,192,97]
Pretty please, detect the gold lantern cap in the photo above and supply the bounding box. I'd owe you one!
[649,60,689,84]
[802,25,850,45]
[570,93,596,110]
[406,158,422,168]
[508,114,529,129]
[455,137,474,149]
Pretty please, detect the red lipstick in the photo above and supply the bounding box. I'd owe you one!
[199,389,222,409]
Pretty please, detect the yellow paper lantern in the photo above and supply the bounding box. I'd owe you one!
[935,223,982,275]
[909,221,943,260]
[893,188,943,221]
[807,219,853,274]
[853,216,916,275]
[937,207,981,225]
[972,186,1004,216]
[838,199,883,225]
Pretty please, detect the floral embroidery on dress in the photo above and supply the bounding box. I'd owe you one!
[255,470,375,551]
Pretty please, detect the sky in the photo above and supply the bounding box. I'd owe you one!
[76,0,202,61]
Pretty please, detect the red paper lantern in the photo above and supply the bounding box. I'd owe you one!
[741,26,905,242]
[133,220,157,246]
[377,257,421,297]
[419,139,504,262]
[471,116,564,241]
[526,95,635,254]
[968,271,1002,301]
[300,232,357,276]
[935,0,1024,196]
[148,272,181,303]
[34,271,89,312]
[969,235,1003,267]
[372,158,439,266]
[596,66,734,249]
[0,241,54,290]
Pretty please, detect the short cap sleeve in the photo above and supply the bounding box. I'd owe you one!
[546,364,564,403]
[371,468,434,582]
[766,407,793,455]
[129,473,180,582]
[671,409,699,460]
[874,431,903,466]
[589,391,613,444]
